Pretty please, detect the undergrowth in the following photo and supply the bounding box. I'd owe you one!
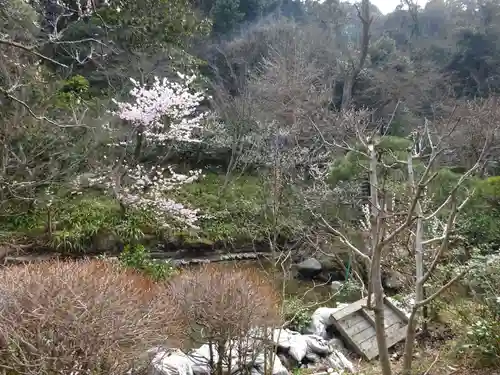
[118,243,177,281]
[171,172,305,244]
[0,173,307,252]
[283,297,313,332]
[0,191,155,253]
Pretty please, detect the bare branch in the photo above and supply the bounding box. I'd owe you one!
[0,39,68,68]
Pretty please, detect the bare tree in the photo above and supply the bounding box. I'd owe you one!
[0,259,183,374]
[311,108,491,375]
[340,0,372,111]
[168,263,281,375]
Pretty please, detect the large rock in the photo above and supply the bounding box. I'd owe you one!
[150,349,194,375]
[322,351,355,374]
[296,258,323,279]
[188,344,215,375]
[304,335,330,355]
[253,353,290,375]
[305,305,348,338]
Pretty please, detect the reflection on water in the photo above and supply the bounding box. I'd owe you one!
[205,259,362,306]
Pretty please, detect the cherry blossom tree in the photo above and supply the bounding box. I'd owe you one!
[77,72,208,228]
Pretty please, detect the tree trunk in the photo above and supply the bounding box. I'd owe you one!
[341,78,354,111]
[372,246,392,375]
[402,151,424,375]
[134,131,144,162]
[340,0,371,112]
[368,143,392,375]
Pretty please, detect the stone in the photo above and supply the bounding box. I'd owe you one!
[288,334,308,362]
[305,352,321,362]
[296,258,322,279]
[330,281,344,293]
[253,353,289,375]
[327,338,345,353]
[383,270,405,290]
[305,305,348,338]
[150,349,194,375]
[277,353,297,370]
[188,344,216,375]
[323,351,355,374]
[304,335,330,355]
[272,328,296,350]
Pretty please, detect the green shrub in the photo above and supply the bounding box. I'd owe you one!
[451,252,500,367]
[454,301,500,368]
[171,172,305,244]
[283,297,312,332]
[119,243,177,281]
[0,191,159,253]
[460,176,500,248]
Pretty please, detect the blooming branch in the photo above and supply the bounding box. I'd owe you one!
[112,73,207,144]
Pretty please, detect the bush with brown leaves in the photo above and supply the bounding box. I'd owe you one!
[168,264,281,374]
[0,259,182,375]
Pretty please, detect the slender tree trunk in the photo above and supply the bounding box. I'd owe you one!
[402,151,424,375]
[134,131,144,163]
[368,143,392,375]
[372,245,392,375]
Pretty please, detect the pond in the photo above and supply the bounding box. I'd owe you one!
[183,258,363,307]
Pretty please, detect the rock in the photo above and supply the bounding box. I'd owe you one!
[277,353,297,370]
[272,328,302,350]
[383,270,405,290]
[296,258,322,279]
[253,353,289,375]
[305,305,348,338]
[305,352,321,362]
[330,281,344,293]
[188,344,216,375]
[323,351,355,374]
[288,334,308,362]
[327,338,345,353]
[150,349,194,375]
[304,335,330,355]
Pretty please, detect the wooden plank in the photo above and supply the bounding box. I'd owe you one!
[341,312,365,330]
[359,320,408,359]
[359,319,406,349]
[344,317,373,337]
[383,308,403,328]
[384,297,410,323]
[331,297,367,321]
[363,325,409,360]
[350,315,398,345]
[360,308,376,327]
[363,308,395,329]
[351,325,376,344]
[330,296,411,361]
[331,317,365,357]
